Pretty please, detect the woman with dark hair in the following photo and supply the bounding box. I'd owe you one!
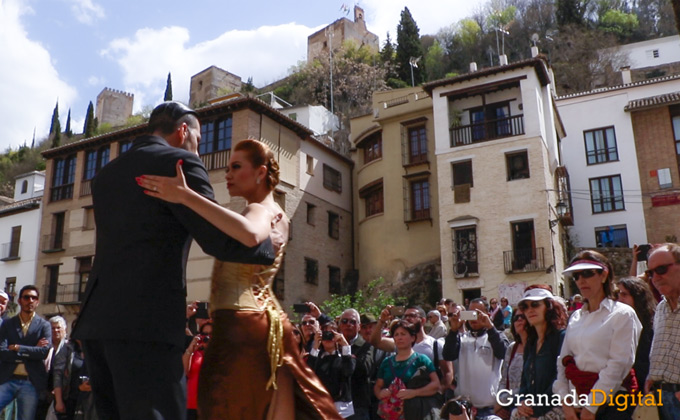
[138,139,340,419]
[374,320,439,420]
[554,250,641,420]
[616,276,656,387]
[512,286,567,420]
[495,310,528,419]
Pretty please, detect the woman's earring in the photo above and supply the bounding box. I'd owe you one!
[256,178,261,185]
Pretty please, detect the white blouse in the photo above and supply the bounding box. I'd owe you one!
[553,298,641,414]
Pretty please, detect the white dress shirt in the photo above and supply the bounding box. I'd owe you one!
[553,298,641,414]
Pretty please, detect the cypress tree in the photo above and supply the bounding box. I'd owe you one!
[49,100,59,134]
[556,0,583,27]
[65,108,73,138]
[84,101,95,138]
[395,7,424,85]
[164,72,173,101]
[51,118,61,148]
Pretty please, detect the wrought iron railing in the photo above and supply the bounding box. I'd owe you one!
[0,242,20,260]
[44,283,83,305]
[450,114,524,147]
[41,233,67,253]
[503,247,545,274]
[200,149,230,171]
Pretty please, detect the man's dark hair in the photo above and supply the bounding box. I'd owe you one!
[407,305,426,319]
[19,285,39,299]
[148,102,198,135]
[469,298,489,312]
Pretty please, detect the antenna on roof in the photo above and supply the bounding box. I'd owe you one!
[531,33,539,46]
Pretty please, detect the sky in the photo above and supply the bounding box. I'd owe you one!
[0,0,483,151]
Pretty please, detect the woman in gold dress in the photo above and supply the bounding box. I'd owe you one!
[138,139,341,420]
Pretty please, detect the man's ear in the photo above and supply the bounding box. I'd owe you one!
[176,122,188,147]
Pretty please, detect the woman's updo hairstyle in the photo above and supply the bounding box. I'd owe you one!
[233,139,280,190]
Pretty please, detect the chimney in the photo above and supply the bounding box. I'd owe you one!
[469,62,478,72]
[531,46,539,58]
[621,66,632,84]
[499,55,508,66]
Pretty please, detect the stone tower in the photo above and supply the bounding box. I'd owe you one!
[95,88,134,127]
[189,66,242,107]
[307,5,379,63]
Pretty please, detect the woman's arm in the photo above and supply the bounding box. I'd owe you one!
[397,372,440,399]
[138,160,276,247]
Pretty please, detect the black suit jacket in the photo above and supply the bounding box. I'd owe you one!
[72,135,275,348]
[0,315,51,392]
[350,335,374,410]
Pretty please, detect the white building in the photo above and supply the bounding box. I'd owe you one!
[556,74,680,248]
[0,171,45,312]
[280,105,340,137]
[605,35,680,70]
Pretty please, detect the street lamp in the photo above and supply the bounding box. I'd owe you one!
[550,200,568,227]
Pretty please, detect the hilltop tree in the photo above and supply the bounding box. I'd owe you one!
[49,101,59,134]
[557,0,585,27]
[84,101,95,138]
[424,41,447,81]
[65,108,73,138]
[243,76,255,93]
[396,7,424,85]
[164,72,173,101]
[51,118,61,148]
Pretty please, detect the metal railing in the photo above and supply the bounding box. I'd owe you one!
[41,233,67,253]
[0,242,20,260]
[50,184,74,202]
[200,149,230,171]
[503,247,545,274]
[44,283,83,305]
[80,179,92,197]
[450,114,524,147]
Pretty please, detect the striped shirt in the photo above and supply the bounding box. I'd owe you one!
[648,297,680,384]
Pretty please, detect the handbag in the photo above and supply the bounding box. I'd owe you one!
[378,356,419,420]
[403,365,442,420]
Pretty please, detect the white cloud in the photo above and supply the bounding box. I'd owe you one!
[88,75,104,86]
[101,23,313,111]
[67,0,105,25]
[0,0,77,150]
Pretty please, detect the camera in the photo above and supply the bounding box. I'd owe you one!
[321,331,334,341]
[637,244,652,262]
[79,376,90,384]
[459,310,478,321]
[195,301,210,319]
[441,398,472,417]
[196,334,211,350]
[293,303,311,313]
[390,306,405,317]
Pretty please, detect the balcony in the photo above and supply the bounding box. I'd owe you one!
[44,283,84,305]
[200,149,231,171]
[41,233,67,253]
[450,114,524,147]
[503,247,545,274]
[0,242,21,261]
[80,179,93,197]
[50,184,74,202]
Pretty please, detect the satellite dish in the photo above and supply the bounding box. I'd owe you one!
[531,33,539,46]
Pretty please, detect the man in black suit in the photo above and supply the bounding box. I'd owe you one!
[72,102,275,420]
[338,309,374,420]
[0,285,51,420]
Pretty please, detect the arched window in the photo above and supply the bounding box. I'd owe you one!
[21,180,28,194]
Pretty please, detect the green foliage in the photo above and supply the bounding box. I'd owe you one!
[396,7,424,85]
[0,143,48,197]
[65,108,73,138]
[599,10,639,38]
[243,76,255,93]
[164,72,173,101]
[487,5,517,29]
[84,101,95,138]
[96,122,114,135]
[557,0,585,27]
[51,120,61,148]
[425,41,447,81]
[49,101,59,135]
[319,277,405,319]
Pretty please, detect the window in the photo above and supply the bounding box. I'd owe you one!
[273,190,285,212]
[672,112,680,174]
[452,227,478,276]
[21,180,27,194]
[5,277,15,296]
[328,211,339,239]
[329,266,341,294]
[306,155,314,175]
[51,155,76,201]
[83,206,95,230]
[360,182,383,218]
[323,164,342,193]
[595,225,629,248]
[199,117,232,155]
[46,265,60,304]
[408,126,427,164]
[470,101,511,140]
[306,203,316,225]
[363,132,382,164]
[8,226,21,259]
[408,179,430,220]
[77,256,92,300]
[83,146,110,180]
[590,175,624,213]
[452,160,472,203]
[506,151,530,180]
[44,212,65,252]
[305,258,319,285]
[119,140,133,154]
[584,127,618,165]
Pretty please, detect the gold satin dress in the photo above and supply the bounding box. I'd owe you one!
[197,245,342,420]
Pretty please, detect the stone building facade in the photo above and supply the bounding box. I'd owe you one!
[189,66,242,108]
[95,88,134,127]
[307,6,379,63]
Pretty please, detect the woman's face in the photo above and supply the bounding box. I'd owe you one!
[490,299,498,308]
[513,312,527,333]
[522,300,547,327]
[392,326,415,350]
[617,285,634,307]
[573,269,607,302]
[225,150,260,197]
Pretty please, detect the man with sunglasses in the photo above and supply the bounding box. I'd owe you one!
[72,101,276,420]
[0,285,51,420]
[646,244,680,420]
[337,309,375,420]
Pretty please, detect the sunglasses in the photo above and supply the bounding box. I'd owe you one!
[301,321,316,326]
[570,269,601,281]
[447,313,455,318]
[513,314,527,322]
[517,301,543,311]
[645,263,678,279]
[340,318,357,325]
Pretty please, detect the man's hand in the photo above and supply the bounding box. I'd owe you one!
[580,409,595,420]
[476,309,493,330]
[448,310,462,332]
[517,402,534,417]
[37,338,50,348]
[8,344,19,352]
[334,332,349,347]
[55,399,66,413]
[186,302,198,319]
[562,405,578,420]
[379,306,392,325]
[305,302,322,318]
[644,379,653,394]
